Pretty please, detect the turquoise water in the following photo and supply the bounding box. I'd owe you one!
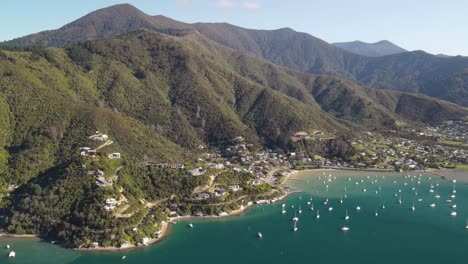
[2,172,468,264]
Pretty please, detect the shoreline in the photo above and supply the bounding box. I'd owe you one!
[3,167,463,252]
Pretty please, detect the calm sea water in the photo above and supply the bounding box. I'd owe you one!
[2,171,468,264]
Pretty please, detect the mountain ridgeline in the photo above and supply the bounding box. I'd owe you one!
[4,4,468,107]
[332,40,407,57]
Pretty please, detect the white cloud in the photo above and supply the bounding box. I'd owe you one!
[242,2,261,10]
[215,0,236,9]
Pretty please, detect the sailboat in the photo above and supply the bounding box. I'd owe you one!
[375,210,379,217]
[381,203,386,209]
[292,211,299,222]
[316,209,320,219]
[345,209,350,220]
[452,180,457,194]
[189,223,194,228]
[411,199,415,211]
[293,221,298,232]
[122,255,126,260]
[299,206,302,214]
[465,220,468,229]
[310,203,314,211]
[258,232,263,239]
[398,194,402,204]
[340,195,343,204]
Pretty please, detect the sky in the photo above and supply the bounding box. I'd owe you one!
[1,0,467,56]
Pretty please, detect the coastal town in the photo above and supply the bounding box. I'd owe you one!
[1,120,467,250]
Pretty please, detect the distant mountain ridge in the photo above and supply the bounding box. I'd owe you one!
[332,40,407,57]
[3,4,468,106]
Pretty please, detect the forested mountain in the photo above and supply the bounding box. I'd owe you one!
[5,4,468,106]
[332,40,407,57]
[0,29,466,188]
[0,4,467,248]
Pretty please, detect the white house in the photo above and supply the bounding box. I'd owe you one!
[108,152,121,159]
[196,193,210,200]
[229,185,240,192]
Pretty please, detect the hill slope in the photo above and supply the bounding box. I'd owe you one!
[332,40,407,57]
[1,28,467,247]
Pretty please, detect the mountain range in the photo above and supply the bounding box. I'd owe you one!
[332,40,407,57]
[0,3,467,246]
[3,3,468,107]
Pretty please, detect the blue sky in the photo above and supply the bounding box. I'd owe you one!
[2,0,467,55]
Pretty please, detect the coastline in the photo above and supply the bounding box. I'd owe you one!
[3,167,464,252]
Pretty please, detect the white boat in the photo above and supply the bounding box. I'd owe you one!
[282,203,286,208]
[298,206,302,214]
[445,200,452,203]
[257,232,263,239]
[450,195,456,199]
[345,209,350,220]
[282,209,287,214]
[341,226,350,232]
[189,223,193,228]
[434,194,441,199]
[340,195,343,204]
[8,251,15,258]
[375,210,379,217]
[6,245,10,249]
[398,194,402,204]
[418,198,423,202]
[429,203,436,208]
[451,211,457,217]
[328,207,333,212]
[323,199,329,205]
[452,204,457,209]
[316,209,320,219]
[356,206,361,211]
[292,211,299,222]
[307,201,311,205]
[381,203,386,209]
[122,255,126,260]
[293,221,298,232]
[465,220,468,229]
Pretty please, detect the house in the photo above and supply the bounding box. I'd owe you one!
[104,198,118,211]
[188,167,206,176]
[251,179,262,186]
[89,132,108,141]
[212,163,225,169]
[214,188,227,197]
[170,164,184,169]
[89,242,99,248]
[156,163,168,169]
[108,152,121,159]
[120,241,131,248]
[155,230,163,238]
[141,237,150,245]
[229,185,240,192]
[196,193,210,200]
